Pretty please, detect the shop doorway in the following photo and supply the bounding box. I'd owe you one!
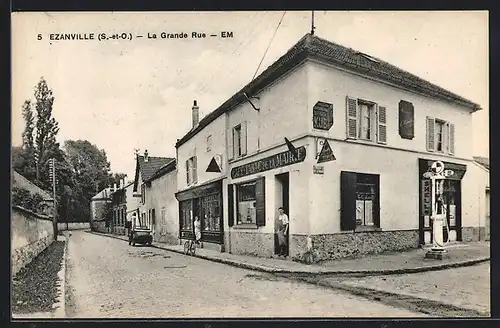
[274,173,289,256]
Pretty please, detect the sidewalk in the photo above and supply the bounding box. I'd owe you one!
[88,230,489,276]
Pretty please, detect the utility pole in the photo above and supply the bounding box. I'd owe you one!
[311,11,316,35]
[49,158,58,240]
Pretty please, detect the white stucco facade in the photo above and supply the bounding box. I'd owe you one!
[174,38,484,261]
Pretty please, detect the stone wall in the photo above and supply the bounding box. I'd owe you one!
[462,227,483,242]
[12,206,54,276]
[228,230,274,257]
[302,230,420,263]
[58,222,90,230]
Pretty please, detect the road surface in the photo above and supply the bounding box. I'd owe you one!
[65,231,425,318]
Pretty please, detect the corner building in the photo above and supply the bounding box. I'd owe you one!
[175,33,484,262]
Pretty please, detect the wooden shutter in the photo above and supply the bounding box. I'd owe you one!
[185,160,190,184]
[193,156,198,183]
[241,121,248,156]
[152,209,156,226]
[346,96,358,139]
[377,105,387,144]
[372,175,380,228]
[448,123,455,155]
[426,116,435,152]
[398,101,414,139]
[340,171,357,231]
[228,184,234,227]
[228,127,234,161]
[255,177,266,226]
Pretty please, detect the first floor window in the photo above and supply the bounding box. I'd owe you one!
[180,200,193,230]
[186,156,198,185]
[236,182,257,225]
[201,193,221,232]
[359,102,375,140]
[341,171,380,230]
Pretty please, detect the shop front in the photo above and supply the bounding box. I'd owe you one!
[418,158,467,245]
[227,146,307,257]
[175,178,224,247]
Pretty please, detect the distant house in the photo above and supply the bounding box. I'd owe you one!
[90,187,115,232]
[109,179,141,236]
[142,158,178,245]
[473,156,490,240]
[12,171,54,217]
[133,150,175,239]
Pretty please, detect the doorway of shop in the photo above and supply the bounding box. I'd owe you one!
[274,173,290,256]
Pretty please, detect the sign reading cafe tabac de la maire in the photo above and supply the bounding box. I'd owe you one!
[231,146,307,179]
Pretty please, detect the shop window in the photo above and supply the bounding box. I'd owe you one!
[341,171,380,231]
[426,116,455,155]
[201,193,221,232]
[345,96,387,144]
[236,182,257,225]
[232,177,266,227]
[180,200,193,231]
[186,156,198,185]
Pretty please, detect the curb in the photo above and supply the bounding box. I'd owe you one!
[88,230,490,276]
[52,235,67,318]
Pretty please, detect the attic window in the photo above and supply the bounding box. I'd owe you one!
[356,52,380,63]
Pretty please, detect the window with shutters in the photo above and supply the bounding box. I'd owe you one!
[341,171,380,231]
[345,96,387,144]
[426,116,455,155]
[186,156,198,185]
[233,177,265,227]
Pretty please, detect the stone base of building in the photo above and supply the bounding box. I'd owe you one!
[462,226,486,242]
[155,233,179,246]
[306,230,420,263]
[226,231,275,257]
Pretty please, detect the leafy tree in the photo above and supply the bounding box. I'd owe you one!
[32,78,60,187]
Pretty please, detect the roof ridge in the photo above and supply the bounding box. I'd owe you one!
[308,34,477,106]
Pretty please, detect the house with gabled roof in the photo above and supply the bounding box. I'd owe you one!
[133,150,176,241]
[175,33,484,262]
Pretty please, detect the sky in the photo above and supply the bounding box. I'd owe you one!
[11,11,489,180]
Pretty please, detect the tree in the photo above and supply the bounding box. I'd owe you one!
[32,78,60,186]
[63,140,126,222]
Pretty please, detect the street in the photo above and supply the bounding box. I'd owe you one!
[65,231,425,318]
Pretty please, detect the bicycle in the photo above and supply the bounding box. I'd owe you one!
[183,239,197,256]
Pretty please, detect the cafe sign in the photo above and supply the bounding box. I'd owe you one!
[231,146,306,179]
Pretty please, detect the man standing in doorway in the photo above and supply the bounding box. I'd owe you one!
[277,207,289,257]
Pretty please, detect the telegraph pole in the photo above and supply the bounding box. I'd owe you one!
[49,158,58,240]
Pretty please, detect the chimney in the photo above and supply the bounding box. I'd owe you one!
[192,100,199,128]
[144,149,149,162]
